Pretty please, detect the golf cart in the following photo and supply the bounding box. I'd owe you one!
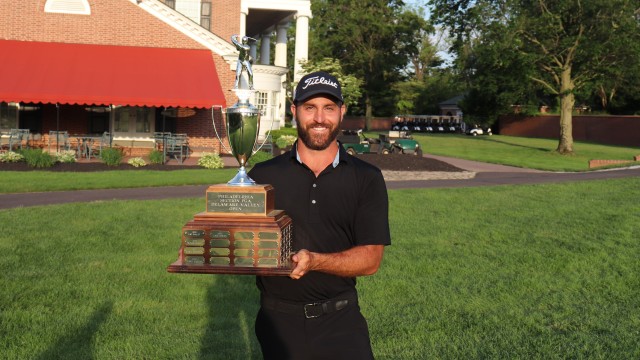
[466,124,492,136]
[379,130,423,156]
[338,129,386,155]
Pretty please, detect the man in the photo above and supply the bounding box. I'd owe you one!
[248,71,391,360]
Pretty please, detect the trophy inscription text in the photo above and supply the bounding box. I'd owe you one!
[207,192,265,213]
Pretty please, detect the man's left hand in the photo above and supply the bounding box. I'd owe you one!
[289,249,313,279]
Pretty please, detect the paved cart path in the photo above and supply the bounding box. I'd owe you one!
[1,155,638,209]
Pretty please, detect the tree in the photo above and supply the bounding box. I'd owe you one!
[309,0,429,126]
[517,0,640,153]
[430,0,640,154]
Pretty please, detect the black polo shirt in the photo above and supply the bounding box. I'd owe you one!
[248,141,391,302]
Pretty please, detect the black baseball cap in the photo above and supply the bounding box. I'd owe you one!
[293,71,343,104]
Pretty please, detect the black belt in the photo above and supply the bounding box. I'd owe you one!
[261,292,358,319]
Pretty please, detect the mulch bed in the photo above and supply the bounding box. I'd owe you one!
[354,153,463,172]
[0,154,463,172]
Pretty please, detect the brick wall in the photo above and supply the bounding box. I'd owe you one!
[499,115,640,147]
[588,159,637,168]
[1,0,205,48]
[211,0,240,44]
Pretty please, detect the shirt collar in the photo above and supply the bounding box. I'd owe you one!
[292,140,343,168]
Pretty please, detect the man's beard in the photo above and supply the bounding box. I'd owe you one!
[297,123,341,150]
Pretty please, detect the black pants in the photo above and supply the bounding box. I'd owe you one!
[255,301,374,360]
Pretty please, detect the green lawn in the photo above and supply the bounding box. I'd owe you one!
[410,134,639,171]
[0,168,237,194]
[1,178,639,359]
[1,134,638,193]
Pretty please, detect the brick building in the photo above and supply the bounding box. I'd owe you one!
[0,0,311,156]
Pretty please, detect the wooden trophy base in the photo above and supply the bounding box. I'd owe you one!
[167,184,293,276]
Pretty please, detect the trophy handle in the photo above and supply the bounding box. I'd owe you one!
[252,111,276,154]
[211,106,233,155]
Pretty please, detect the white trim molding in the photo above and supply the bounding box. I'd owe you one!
[130,0,235,60]
[44,0,91,15]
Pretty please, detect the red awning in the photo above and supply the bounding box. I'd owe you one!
[0,40,226,108]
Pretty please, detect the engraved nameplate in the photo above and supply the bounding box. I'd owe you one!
[206,192,266,214]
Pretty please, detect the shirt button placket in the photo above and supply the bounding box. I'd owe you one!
[309,182,319,217]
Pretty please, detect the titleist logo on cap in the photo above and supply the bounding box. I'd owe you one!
[301,76,338,90]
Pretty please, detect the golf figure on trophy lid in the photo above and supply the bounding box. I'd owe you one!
[231,34,256,90]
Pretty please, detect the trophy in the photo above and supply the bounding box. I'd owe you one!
[167,36,293,276]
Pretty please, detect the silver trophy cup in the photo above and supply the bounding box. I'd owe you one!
[220,89,261,186]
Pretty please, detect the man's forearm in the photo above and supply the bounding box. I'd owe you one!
[289,245,384,280]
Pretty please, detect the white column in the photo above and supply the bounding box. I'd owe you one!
[239,10,247,37]
[260,32,271,65]
[275,23,289,67]
[250,43,257,62]
[294,14,310,81]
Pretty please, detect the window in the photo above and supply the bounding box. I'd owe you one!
[135,108,153,133]
[162,0,175,9]
[200,1,211,30]
[254,91,277,121]
[86,108,109,134]
[114,107,154,134]
[0,102,19,130]
[255,91,269,114]
[44,0,91,15]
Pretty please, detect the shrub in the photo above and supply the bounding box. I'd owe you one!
[100,147,123,166]
[127,157,147,167]
[148,150,164,165]
[197,152,224,169]
[247,150,273,167]
[270,128,298,140]
[275,135,297,149]
[55,150,76,163]
[21,149,55,168]
[0,151,24,163]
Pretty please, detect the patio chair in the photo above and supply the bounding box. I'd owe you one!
[97,132,111,157]
[8,129,20,151]
[48,131,71,153]
[166,133,189,164]
[76,136,93,159]
[153,132,172,151]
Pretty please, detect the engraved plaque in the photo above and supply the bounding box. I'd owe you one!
[211,230,230,239]
[168,210,293,276]
[185,238,205,246]
[207,192,265,214]
[184,230,205,237]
